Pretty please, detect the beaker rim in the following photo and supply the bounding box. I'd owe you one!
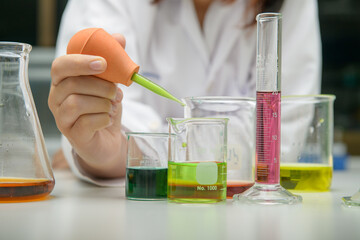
[282,94,336,103]
[166,117,229,124]
[183,96,256,102]
[184,94,335,102]
[0,42,32,54]
[125,132,175,137]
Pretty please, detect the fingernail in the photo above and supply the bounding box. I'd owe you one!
[111,103,117,115]
[115,89,122,103]
[89,60,105,71]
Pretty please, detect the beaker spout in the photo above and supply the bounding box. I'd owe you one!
[166,118,186,134]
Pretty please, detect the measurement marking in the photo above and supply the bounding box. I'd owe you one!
[256,91,281,184]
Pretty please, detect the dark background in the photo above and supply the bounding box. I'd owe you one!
[0,0,359,154]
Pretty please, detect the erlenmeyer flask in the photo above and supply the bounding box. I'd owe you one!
[0,42,54,202]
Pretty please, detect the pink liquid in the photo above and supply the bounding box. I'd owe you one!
[256,91,281,184]
[226,181,255,198]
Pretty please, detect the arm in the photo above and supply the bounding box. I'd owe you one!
[51,0,162,184]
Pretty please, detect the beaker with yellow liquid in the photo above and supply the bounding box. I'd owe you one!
[280,95,335,191]
[0,42,54,202]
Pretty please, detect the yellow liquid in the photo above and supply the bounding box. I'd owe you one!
[280,164,332,191]
[168,161,227,203]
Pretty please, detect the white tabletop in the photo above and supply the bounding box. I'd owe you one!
[1,158,359,240]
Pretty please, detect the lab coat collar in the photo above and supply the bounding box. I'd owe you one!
[131,0,255,94]
[180,0,246,73]
[205,1,247,91]
[181,0,210,65]
[207,2,244,69]
[130,1,159,65]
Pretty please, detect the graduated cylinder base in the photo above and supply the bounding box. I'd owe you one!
[233,183,302,205]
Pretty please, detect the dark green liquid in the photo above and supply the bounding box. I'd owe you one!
[126,167,167,200]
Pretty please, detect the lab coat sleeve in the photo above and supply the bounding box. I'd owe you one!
[56,0,163,186]
[281,0,322,162]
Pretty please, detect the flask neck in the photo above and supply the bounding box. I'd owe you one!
[0,42,31,85]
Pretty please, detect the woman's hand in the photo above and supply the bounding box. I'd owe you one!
[48,34,128,178]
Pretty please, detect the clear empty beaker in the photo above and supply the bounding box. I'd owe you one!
[167,118,228,203]
[0,42,54,202]
[280,95,336,191]
[126,132,173,200]
[184,97,255,198]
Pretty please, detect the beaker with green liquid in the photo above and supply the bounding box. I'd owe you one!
[125,133,174,201]
[167,118,228,203]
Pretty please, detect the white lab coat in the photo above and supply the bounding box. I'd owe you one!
[56,0,322,186]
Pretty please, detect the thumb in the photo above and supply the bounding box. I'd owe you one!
[112,33,126,49]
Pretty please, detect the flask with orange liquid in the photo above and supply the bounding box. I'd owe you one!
[0,42,55,202]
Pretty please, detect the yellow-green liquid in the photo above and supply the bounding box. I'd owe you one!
[168,161,227,203]
[280,163,332,191]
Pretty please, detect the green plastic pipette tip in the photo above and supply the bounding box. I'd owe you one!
[131,73,185,106]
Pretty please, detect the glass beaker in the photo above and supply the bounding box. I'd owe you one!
[126,132,173,201]
[0,42,54,202]
[167,118,228,203]
[184,97,255,198]
[280,95,336,191]
[343,189,360,207]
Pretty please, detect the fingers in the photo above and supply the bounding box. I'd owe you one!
[51,33,126,86]
[48,32,127,148]
[63,113,113,144]
[49,76,118,110]
[56,94,115,129]
[50,85,122,131]
[51,54,107,86]
[70,113,113,144]
[103,87,123,132]
[112,33,126,48]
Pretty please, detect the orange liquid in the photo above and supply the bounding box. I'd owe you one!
[0,178,55,202]
[226,181,255,198]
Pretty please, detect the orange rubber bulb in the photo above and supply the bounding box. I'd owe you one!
[66,28,139,86]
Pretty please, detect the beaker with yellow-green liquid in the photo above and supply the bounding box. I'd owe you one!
[167,118,228,203]
[280,163,332,191]
[280,95,335,191]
